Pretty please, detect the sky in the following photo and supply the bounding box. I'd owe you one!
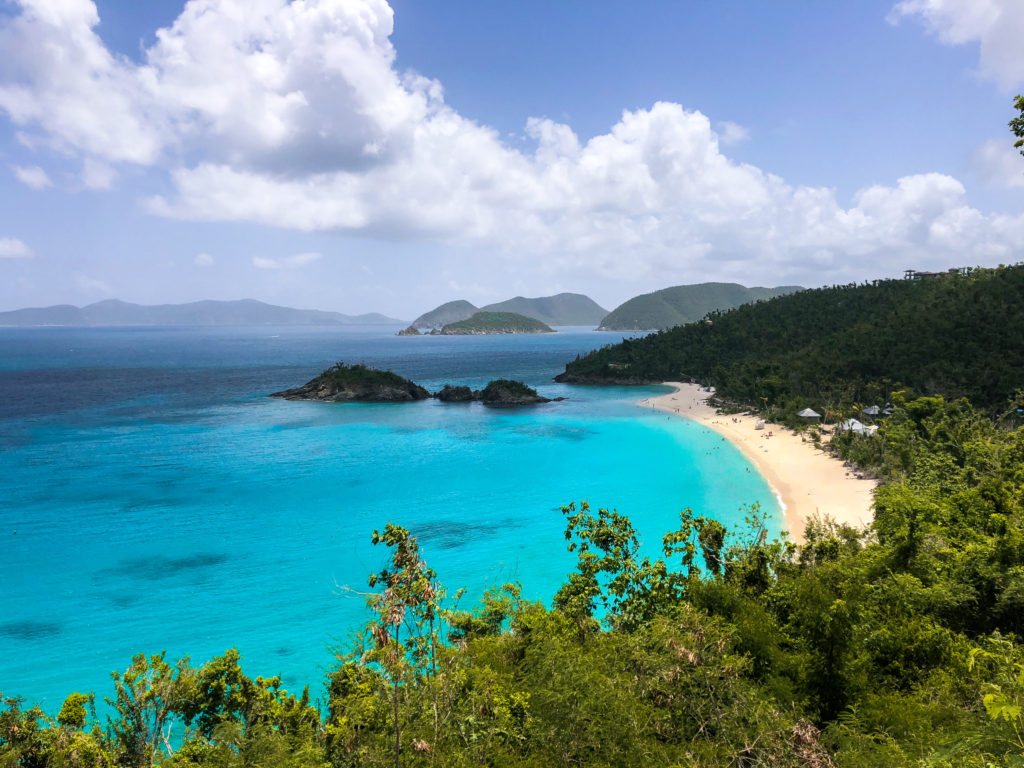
[1,0,1023,318]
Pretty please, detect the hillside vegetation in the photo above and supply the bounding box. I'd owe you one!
[597,282,802,330]
[562,266,1024,416]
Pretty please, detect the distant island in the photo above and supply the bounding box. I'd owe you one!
[271,363,554,405]
[0,298,406,327]
[596,282,802,331]
[440,311,554,335]
[410,293,607,330]
[405,285,806,334]
[400,311,555,336]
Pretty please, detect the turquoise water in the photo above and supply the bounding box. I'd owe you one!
[0,326,780,709]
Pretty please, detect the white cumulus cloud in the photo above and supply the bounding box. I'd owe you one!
[0,237,34,258]
[888,0,1024,89]
[11,164,51,189]
[194,252,214,266]
[0,0,1021,288]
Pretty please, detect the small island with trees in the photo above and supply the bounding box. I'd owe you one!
[269,363,431,402]
[398,311,555,336]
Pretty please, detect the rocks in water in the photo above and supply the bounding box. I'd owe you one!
[396,325,421,336]
[269,362,431,402]
[479,379,551,405]
[436,384,475,402]
[437,380,553,405]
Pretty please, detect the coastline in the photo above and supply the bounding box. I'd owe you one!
[641,382,877,545]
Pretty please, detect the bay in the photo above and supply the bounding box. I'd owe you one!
[0,325,781,709]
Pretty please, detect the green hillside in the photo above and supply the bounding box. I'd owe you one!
[411,299,478,329]
[481,292,608,326]
[560,265,1024,415]
[439,311,555,335]
[597,282,802,330]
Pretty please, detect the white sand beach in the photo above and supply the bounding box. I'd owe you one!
[641,382,877,544]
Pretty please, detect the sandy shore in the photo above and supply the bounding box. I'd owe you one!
[640,382,876,544]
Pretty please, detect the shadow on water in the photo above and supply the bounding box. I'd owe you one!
[108,593,143,609]
[512,423,592,441]
[97,552,230,582]
[412,518,521,550]
[0,621,62,640]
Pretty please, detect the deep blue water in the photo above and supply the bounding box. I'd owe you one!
[0,325,780,710]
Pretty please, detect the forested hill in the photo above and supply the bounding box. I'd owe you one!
[410,299,478,329]
[411,293,608,329]
[559,265,1024,413]
[597,282,802,330]
[482,293,608,325]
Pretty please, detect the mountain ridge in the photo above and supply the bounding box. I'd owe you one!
[0,298,405,326]
[597,282,803,330]
[411,293,607,329]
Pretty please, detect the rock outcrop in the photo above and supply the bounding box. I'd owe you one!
[270,363,431,402]
[436,384,476,402]
[478,379,551,405]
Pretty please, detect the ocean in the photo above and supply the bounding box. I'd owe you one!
[0,325,781,710]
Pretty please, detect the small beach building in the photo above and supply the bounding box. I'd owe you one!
[862,405,880,417]
[837,418,870,434]
[798,408,821,423]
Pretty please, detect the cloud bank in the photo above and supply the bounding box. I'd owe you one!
[888,0,1024,89]
[0,0,1022,287]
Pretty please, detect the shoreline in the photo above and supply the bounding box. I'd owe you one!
[641,382,877,545]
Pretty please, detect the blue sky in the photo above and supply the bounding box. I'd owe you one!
[1,0,1022,317]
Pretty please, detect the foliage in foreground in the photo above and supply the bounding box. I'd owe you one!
[6,395,1024,766]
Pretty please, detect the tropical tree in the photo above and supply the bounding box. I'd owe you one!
[1012,94,1024,158]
